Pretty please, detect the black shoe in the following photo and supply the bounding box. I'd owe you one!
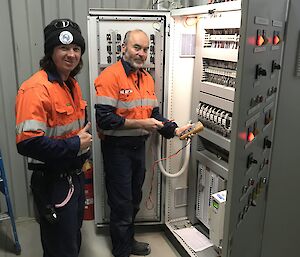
[131,240,151,256]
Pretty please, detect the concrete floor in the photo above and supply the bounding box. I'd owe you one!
[0,218,181,257]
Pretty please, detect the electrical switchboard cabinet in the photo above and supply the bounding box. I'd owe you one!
[87,0,291,256]
[88,9,172,225]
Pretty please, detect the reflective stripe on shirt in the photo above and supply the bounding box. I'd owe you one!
[96,95,158,109]
[16,118,85,138]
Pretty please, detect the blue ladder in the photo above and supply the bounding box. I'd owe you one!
[0,151,21,255]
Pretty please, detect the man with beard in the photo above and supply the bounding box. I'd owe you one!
[94,29,189,257]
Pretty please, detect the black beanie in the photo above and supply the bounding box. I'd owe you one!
[44,18,85,55]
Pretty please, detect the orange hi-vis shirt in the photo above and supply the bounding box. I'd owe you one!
[16,70,87,166]
[94,60,159,137]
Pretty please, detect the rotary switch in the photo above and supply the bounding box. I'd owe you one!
[272,60,281,72]
[256,65,267,79]
[264,137,272,149]
[247,153,258,168]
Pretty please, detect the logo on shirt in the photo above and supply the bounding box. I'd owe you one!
[119,89,133,95]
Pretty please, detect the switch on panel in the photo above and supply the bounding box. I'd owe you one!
[259,158,269,170]
[250,95,264,108]
[150,56,155,64]
[150,34,155,42]
[116,45,122,53]
[263,136,272,149]
[247,153,258,169]
[247,128,255,142]
[264,110,272,125]
[267,86,277,96]
[256,29,268,46]
[106,33,112,42]
[273,31,281,45]
[116,33,122,42]
[247,122,259,142]
[271,60,281,73]
[256,64,267,79]
[107,56,112,64]
[107,45,112,54]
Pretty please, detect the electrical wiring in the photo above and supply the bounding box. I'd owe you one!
[145,138,191,210]
[183,16,201,27]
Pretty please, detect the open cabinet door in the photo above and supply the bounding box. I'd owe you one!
[223,0,288,257]
[87,9,171,226]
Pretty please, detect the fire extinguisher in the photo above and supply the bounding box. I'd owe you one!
[83,160,94,220]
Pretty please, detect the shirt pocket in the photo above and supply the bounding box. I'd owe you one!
[118,88,135,109]
[54,101,75,127]
[55,101,74,115]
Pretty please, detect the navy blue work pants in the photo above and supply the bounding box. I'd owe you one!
[31,171,85,257]
[101,136,146,257]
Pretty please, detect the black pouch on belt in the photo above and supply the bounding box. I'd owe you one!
[31,170,59,224]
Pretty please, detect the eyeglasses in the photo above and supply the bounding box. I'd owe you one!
[53,19,81,32]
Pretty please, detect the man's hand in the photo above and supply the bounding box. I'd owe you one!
[176,121,204,140]
[77,122,92,151]
[140,118,164,132]
[124,118,163,132]
[174,123,193,137]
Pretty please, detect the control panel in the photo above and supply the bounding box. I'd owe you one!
[185,0,288,256]
[189,6,241,235]
[222,0,288,256]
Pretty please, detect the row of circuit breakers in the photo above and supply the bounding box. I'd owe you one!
[196,102,232,138]
[202,59,237,87]
[105,32,156,64]
[204,29,240,50]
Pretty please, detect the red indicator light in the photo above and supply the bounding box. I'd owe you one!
[239,132,247,141]
[247,36,256,45]
[256,35,265,46]
[273,35,280,45]
[247,132,255,142]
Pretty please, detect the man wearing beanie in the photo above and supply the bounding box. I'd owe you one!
[15,18,92,257]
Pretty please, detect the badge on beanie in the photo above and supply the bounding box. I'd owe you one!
[59,31,73,45]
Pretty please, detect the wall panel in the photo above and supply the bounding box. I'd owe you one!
[27,0,44,74]
[102,0,116,8]
[58,0,73,18]
[43,0,59,24]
